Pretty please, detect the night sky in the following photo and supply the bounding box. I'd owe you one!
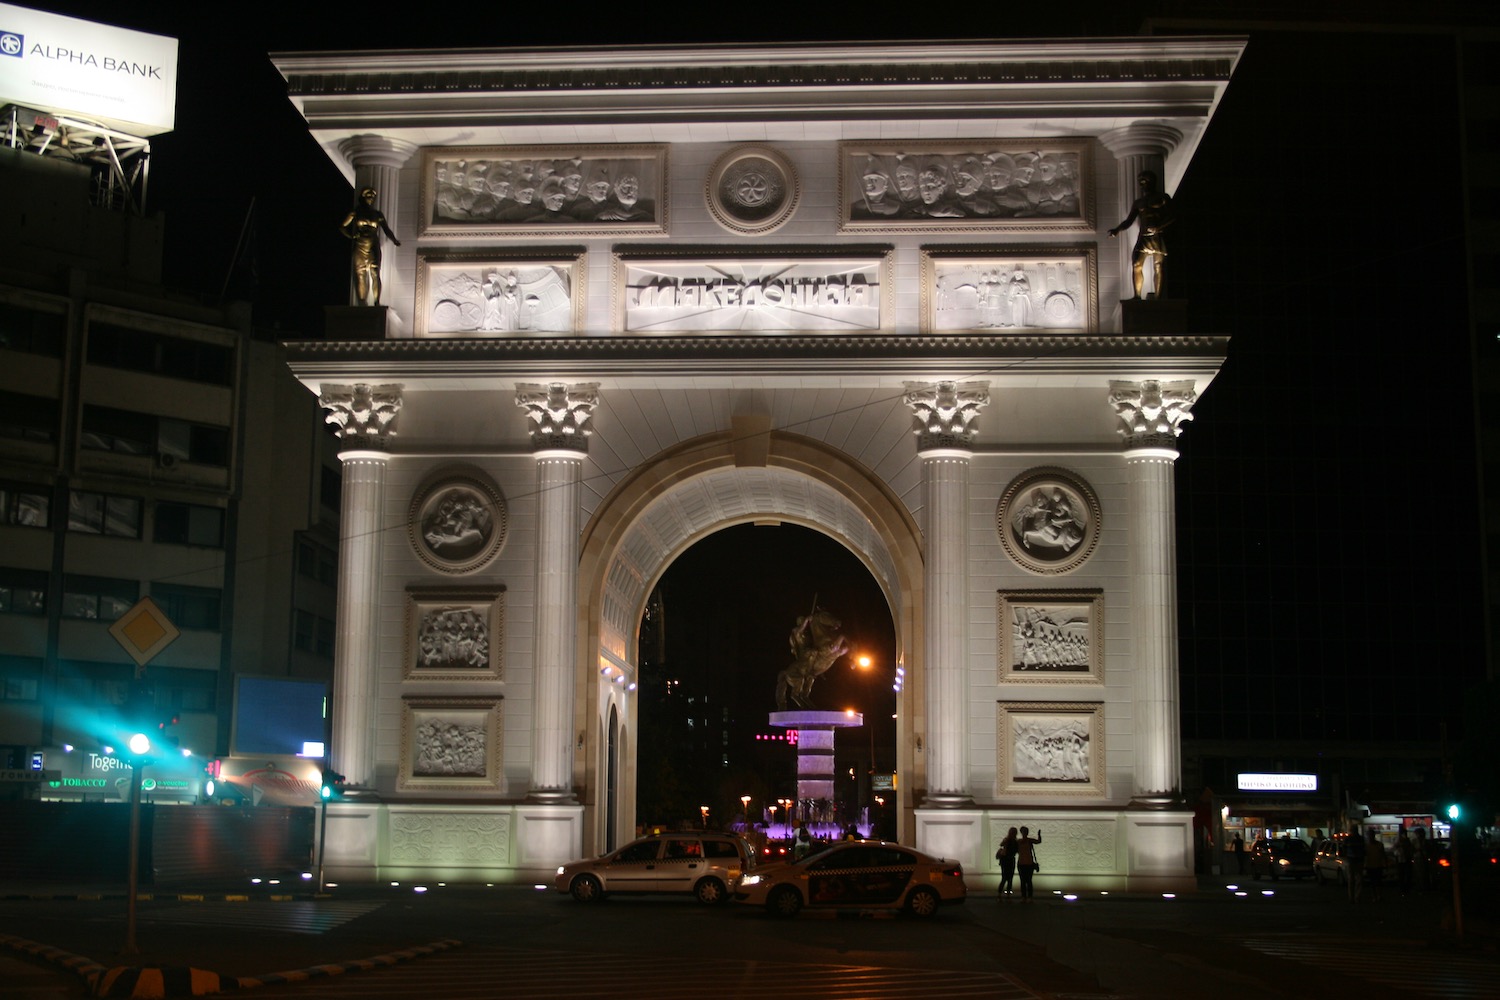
[17,4,1491,793]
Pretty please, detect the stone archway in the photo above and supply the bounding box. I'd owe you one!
[576,429,924,852]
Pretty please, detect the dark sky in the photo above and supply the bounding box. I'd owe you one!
[19,4,1492,751]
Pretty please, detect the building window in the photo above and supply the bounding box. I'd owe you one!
[148,666,217,714]
[0,657,43,701]
[86,322,233,386]
[0,390,60,444]
[294,609,336,658]
[68,491,142,538]
[80,405,230,467]
[1,482,50,527]
[61,574,138,621]
[155,502,225,547]
[296,539,336,586]
[0,568,48,615]
[0,303,66,357]
[151,583,221,631]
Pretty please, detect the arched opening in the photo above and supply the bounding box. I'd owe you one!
[605,704,619,851]
[634,523,898,842]
[577,430,924,854]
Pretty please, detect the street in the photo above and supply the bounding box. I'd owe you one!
[2,876,1496,998]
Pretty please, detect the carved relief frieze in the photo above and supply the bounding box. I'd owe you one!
[921,245,1097,333]
[388,811,511,864]
[612,246,893,335]
[398,697,503,792]
[419,145,668,237]
[840,139,1094,233]
[405,587,505,681]
[997,467,1102,575]
[998,590,1103,685]
[996,701,1106,798]
[408,468,508,574]
[415,251,585,337]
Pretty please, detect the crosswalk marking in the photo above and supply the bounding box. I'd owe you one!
[246,946,1043,998]
[1240,935,1500,998]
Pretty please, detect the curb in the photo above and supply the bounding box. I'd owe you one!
[0,932,463,997]
[1,892,328,903]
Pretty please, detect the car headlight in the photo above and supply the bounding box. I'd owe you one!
[1277,858,1290,867]
[740,874,763,888]
[557,867,566,876]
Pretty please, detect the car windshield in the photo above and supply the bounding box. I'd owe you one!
[1272,840,1311,856]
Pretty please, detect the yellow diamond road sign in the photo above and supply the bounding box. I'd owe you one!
[108,597,181,670]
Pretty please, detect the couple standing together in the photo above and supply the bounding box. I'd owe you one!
[996,826,1042,901]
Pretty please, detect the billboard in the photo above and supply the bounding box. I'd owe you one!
[0,3,176,134]
[232,675,328,758]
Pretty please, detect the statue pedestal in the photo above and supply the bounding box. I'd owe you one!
[1120,297,1189,334]
[325,305,403,341]
[769,710,863,828]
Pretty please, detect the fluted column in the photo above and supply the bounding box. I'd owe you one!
[517,383,600,801]
[1099,124,1182,300]
[319,383,404,789]
[903,381,989,806]
[336,135,419,307]
[1109,380,1196,808]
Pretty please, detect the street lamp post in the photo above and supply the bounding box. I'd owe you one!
[740,795,751,826]
[124,732,152,955]
[700,804,709,829]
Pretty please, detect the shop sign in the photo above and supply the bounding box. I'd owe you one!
[1237,772,1317,792]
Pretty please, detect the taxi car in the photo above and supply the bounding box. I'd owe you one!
[555,831,754,905]
[733,840,966,917]
[1247,836,1315,881]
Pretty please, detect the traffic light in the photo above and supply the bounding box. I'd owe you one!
[321,767,346,800]
[1447,802,1462,822]
[157,714,181,753]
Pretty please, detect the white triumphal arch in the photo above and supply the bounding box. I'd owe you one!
[278,37,1242,891]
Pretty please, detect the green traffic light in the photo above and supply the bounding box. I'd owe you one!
[1447,803,1461,821]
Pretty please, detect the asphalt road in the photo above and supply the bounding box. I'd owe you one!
[1,876,1496,998]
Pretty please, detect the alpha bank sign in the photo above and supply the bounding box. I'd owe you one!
[0,3,177,134]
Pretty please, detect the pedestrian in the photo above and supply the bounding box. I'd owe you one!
[1412,827,1431,892]
[793,825,812,860]
[996,826,1019,899]
[1363,830,1387,902]
[1395,830,1414,896]
[1016,825,1043,902]
[1343,829,1366,903]
[1231,832,1245,875]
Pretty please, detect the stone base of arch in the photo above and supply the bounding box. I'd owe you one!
[920,806,1196,894]
[319,801,584,886]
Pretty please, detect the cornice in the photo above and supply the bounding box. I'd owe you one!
[283,333,1229,383]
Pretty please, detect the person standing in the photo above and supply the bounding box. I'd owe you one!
[1231,832,1246,875]
[1395,830,1414,896]
[996,827,1019,899]
[1364,830,1388,902]
[1344,830,1366,903]
[1016,826,1043,902]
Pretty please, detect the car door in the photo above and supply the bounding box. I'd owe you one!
[655,837,706,893]
[602,838,664,893]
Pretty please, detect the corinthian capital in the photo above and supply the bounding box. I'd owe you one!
[1108,379,1196,451]
[903,381,990,452]
[516,382,600,452]
[319,383,403,448]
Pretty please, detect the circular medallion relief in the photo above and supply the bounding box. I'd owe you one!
[705,146,800,236]
[409,469,507,574]
[997,467,1101,575]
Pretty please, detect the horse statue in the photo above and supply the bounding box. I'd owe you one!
[775,606,850,710]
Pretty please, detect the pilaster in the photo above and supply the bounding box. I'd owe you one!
[1109,380,1195,808]
[319,383,404,789]
[517,382,600,801]
[903,381,988,806]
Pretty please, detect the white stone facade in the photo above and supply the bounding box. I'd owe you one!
[277,39,1242,890]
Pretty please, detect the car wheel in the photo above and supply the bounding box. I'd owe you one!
[767,885,803,918]
[695,877,727,905]
[570,874,603,903]
[905,887,940,918]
